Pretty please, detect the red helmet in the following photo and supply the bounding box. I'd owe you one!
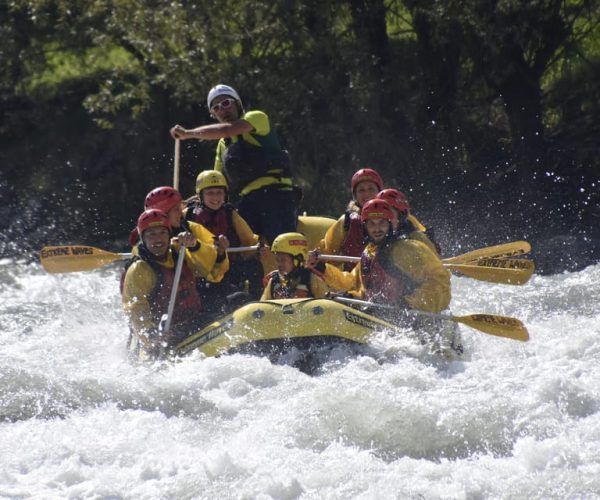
[360,199,395,223]
[144,186,183,213]
[137,209,171,237]
[351,168,383,194]
[376,188,410,215]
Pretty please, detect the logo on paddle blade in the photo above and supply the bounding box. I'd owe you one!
[40,246,94,258]
[69,246,94,256]
[477,258,531,270]
[471,314,521,327]
[41,247,70,258]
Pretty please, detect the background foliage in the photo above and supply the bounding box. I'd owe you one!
[1,0,599,270]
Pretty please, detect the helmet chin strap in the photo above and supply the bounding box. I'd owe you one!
[293,255,305,269]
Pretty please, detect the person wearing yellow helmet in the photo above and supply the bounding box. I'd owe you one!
[261,232,329,300]
[170,84,298,244]
[184,170,264,308]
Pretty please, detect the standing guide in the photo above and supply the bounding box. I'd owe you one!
[170,84,298,244]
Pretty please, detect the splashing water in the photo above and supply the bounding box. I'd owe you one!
[1,258,599,498]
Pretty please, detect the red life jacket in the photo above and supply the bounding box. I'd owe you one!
[121,247,203,327]
[267,268,313,299]
[339,211,365,271]
[360,242,417,306]
[150,253,203,326]
[187,203,241,248]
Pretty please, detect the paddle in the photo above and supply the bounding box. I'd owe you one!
[41,241,534,278]
[40,246,132,273]
[159,139,182,346]
[443,240,531,264]
[333,296,529,341]
[319,254,535,285]
[40,244,262,273]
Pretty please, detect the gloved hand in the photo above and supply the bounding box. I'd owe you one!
[306,249,326,273]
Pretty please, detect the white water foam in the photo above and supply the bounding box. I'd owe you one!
[1,260,599,498]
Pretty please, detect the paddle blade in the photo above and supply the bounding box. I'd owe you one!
[445,258,535,285]
[443,241,531,264]
[40,246,130,273]
[454,314,529,341]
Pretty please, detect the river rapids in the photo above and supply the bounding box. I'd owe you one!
[0,257,599,499]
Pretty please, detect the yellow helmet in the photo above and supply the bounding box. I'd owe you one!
[271,232,309,263]
[195,170,228,194]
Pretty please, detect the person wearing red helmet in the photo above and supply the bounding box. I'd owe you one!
[308,199,451,316]
[129,186,216,247]
[319,168,384,270]
[170,84,298,244]
[375,188,441,255]
[122,209,229,361]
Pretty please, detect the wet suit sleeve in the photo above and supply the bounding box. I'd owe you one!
[309,273,330,298]
[188,221,217,246]
[314,262,361,294]
[409,230,438,256]
[205,255,230,283]
[260,278,273,300]
[214,139,226,172]
[407,214,427,232]
[242,110,269,137]
[319,214,347,254]
[182,225,222,278]
[390,240,451,313]
[232,211,260,247]
[172,236,230,283]
[122,260,159,349]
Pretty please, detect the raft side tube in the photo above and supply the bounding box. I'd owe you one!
[174,298,406,358]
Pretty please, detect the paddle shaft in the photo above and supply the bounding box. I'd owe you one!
[160,246,185,336]
[39,243,262,273]
[333,296,528,341]
[320,241,530,266]
[227,245,259,253]
[319,254,532,268]
[318,254,533,284]
[173,139,180,190]
[335,295,451,322]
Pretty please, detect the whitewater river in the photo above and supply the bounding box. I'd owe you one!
[0,257,599,499]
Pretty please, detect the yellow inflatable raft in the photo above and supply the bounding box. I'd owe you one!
[174,298,407,358]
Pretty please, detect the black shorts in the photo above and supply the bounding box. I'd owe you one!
[236,187,298,244]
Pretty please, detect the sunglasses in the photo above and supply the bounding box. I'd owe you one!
[210,98,235,113]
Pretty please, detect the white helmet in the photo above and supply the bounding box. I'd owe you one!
[207,84,242,111]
